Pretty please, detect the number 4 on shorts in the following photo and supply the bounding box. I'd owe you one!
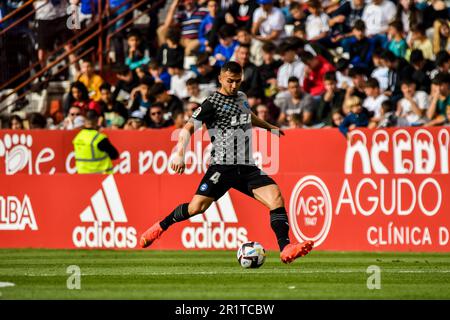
[209,172,221,184]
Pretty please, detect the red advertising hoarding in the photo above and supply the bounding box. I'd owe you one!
[0,127,448,251]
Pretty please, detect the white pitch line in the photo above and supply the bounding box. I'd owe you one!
[0,282,15,287]
[16,269,450,277]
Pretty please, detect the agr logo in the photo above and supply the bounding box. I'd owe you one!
[289,176,332,247]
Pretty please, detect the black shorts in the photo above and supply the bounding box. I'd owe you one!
[37,16,73,51]
[195,165,276,200]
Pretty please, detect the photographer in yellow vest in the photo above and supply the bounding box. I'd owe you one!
[73,110,119,174]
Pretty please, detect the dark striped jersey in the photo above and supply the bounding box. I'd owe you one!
[190,91,254,165]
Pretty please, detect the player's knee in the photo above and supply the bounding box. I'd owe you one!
[270,193,285,210]
[188,201,210,216]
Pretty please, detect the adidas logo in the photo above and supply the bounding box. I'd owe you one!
[72,175,137,248]
[181,192,248,249]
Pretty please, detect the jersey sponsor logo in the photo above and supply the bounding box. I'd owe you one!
[72,175,137,248]
[289,175,333,248]
[182,192,248,249]
[0,195,38,231]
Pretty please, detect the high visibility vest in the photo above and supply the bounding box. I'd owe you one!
[73,129,114,174]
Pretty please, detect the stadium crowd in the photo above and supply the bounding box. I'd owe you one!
[0,0,449,136]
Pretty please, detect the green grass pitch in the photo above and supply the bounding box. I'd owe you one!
[0,249,449,299]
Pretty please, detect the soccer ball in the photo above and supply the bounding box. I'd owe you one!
[237,241,266,269]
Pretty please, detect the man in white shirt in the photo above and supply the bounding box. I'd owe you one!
[167,62,197,100]
[305,0,330,41]
[362,0,397,36]
[396,78,429,126]
[363,77,388,119]
[251,0,286,44]
[276,42,305,91]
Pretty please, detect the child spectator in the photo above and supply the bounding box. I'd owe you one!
[406,49,433,93]
[408,24,434,60]
[331,109,345,128]
[286,113,303,129]
[362,77,388,121]
[396,78,429,126]
[77,60,104,102]
[339,96,370,137]
[335,58,353,89]
[129,83,152,116]
[235,27,264,67]
[213,25,238,67]
[258,41,283,97]
[186,77,209,104]
[318,72,346,126]
[63,81,101,116]
[348,19,374,69]
[112,66,140,103]
[167,62,197,99]
[124,110,147,130]
[148,61,171,90]
[387,20,407,58]
[156,28,185,70]
[300,51,336,97]
[377,100,398,128]
[426,73,450,126]
[98,83,128,128]
[305,0,330,43]
[8,114,24,130]
[125,30,150,71]
[288,1,306,28]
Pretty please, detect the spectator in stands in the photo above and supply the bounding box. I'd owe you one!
[64,81,101,116]
[288,1,306,28]
[432,19,450,55]
[258,41,283,98]
[370,50,389,91]
[345,67,367,105]
[396,78,429,126]
[426,73,450,126]
[73,110,119,174]
[124,110,146,130]
[300,51,336,97]
[28,112,48,129]
[255,104,275,124]
[339,96,370,137]
[171,109,186,129]
[213,25,238,68]
[184,100,201,119]
[395,0,422,34]
[304,0,330,43]
[77,60,104,102]
[98,83,128,128]
[335,58,353,89]
[275,76,316,126]
[129,82,152,115]
[276,41,305,91]
[251,0,286,44]
[317,72,346,126]
[186,78,209,104]
[377,100,398,128]
[234,27,264,67]
[430,51,450,81]
[34,0,78,77]
[362,78,388,124]
[387,20,408,58]
[361,0,396,48]
[331,109,345,128]
[409,49,433,93]
[158,0,208,55]
[346,20,374,70]
[409,24,434,60]
[167,62,197,100]
[233,44,263,95]
[194,53,220,90]
[148,82,184,120]
[112,66,140,103]
[225,0,258,31]
[125,30,150,71]
[156,28,185,70]
[148,61,171,90]
[198,0,221,53]
[328,0,365,39]
[62,106,83,130]
[8,114,24,130]
[286,113,302,129]
[147,103,173,128]
[380,50,412,103]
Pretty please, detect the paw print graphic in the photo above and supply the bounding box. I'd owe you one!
[0,133,33,175]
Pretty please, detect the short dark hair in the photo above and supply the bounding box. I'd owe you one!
[352,19,366,32]
[116,65,131,76]
[262,41,277,53]
[400,77,416,87]
[186,77,200,86]
[324,71,337,82]
[166,27,181,43]
[381,100,393,113]
[409,49,424,65]
[436,50,450,67]
[288,76,299,84]
[348,67,366,78]
[218,24,235,39]
[289,1,301,10]
[299,51,315,63]
[411,23,426,35]
[221,61,242,74]
[365,78,380,89]
[278,41,296,54]
[149,82,167,97]
[28,112,47,129]
[150,102,164,110]
[86,109,99,121]
[389,20,404,33]
[100,82,112,92]
[8,114,23,128]
[432,72,450,85]
[336,58,349,71]
[380,50,397,63]
[196,53,211,67]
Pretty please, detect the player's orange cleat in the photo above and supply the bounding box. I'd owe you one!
[280,241,314,264]
[140,221,165,248]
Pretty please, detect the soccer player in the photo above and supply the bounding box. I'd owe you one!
[140,61,314,263]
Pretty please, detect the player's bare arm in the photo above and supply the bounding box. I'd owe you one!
[170,121,195,174]
[250,112,285,136]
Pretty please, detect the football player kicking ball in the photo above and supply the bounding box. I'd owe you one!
[140,61,313,263]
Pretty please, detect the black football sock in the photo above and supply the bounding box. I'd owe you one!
[159,203,190,230]
[270,207,291,252]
